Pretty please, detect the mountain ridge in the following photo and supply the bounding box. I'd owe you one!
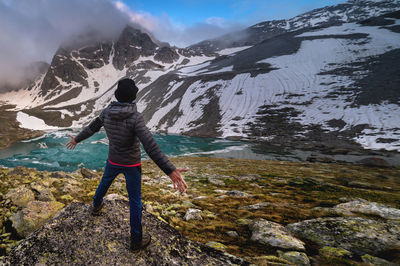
[0,0,400,153]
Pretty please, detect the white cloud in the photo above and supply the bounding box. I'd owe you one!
[114,2,245,47]
[0,0,245,90]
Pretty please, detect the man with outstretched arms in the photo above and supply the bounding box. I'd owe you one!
[66,78,188,251]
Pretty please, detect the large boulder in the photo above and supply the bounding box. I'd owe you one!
[9,200,64,238]
[5,186,35,207]
[249,219,305,251]
[333,200,400,220]
[2,195,249,265]
[287,217,400,256]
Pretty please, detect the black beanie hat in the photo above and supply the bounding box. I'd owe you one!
[115,78,138,103]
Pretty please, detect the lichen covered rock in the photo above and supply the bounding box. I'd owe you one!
[5,186,35,207]
[249,219,305,250]
[333,200,400,220]
[318,246,352,258]
[287,217,400,256]
[184,208,202,221]
[361,254,395,265]
[30,183,55,202]
[279,251,310,266]
[2,196,249,265]
[9,200,64,237]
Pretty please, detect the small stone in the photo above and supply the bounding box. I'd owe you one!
[226,190,252,197]
[236,219,251,225]
[239,202,272,210]
[279,251,310,266]
[80,168,98,179]
[60,195,74,201]
[104,194,128,202]
[249,219,305,250]
[208,177,225,185]
[193,196,207,200]
[51,172,66,178]
[184,208,202,221]
[226,231,239,237]
[144,204,154,213]
[62,184,82,195]
[206,241,226,251]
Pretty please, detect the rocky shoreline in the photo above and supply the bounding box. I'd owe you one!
[0,104,44,150]
[0,157,399,264]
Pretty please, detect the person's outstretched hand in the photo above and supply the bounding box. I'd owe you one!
[169,168,189,193]
[66,134,77,150]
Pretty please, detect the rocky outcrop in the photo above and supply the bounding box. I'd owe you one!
[287,217,400,256]
[154,47,179,64]
[113,26,158,70]
[1,195,249,265]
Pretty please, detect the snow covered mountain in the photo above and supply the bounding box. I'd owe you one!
[189,0,400,53]
[1,0,400,153]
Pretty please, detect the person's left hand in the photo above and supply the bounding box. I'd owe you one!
[169,168,189,193]
[66,134,77,150]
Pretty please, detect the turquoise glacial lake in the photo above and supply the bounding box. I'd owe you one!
[1,130,399,172]
[0,130,301,172]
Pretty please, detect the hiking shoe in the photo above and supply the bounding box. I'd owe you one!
[130,234,151,251]
[91,201,104,215]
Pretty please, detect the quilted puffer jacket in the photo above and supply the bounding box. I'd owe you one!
[75,102,176,175]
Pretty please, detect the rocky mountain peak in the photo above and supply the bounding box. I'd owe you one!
[113,25,158,70]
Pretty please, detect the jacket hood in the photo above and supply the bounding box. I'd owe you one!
[106,101,137,120]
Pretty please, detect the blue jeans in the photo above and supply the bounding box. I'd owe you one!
[93,161,143,243]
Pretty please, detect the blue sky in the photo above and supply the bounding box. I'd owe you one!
[122,0,347,27]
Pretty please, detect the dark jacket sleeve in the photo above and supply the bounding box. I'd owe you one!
[75,115,104,143]
[134,113,176,175]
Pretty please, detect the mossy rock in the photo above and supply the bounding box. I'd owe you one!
[319,246,352,258]
[287,217,400,256]
[9,201,64,238]
[5,186,35,207]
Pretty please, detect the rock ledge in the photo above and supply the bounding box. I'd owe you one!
[1,195,248,265]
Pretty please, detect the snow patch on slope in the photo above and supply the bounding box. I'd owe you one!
[217,46,252,56]
[17,112,60,130]
[257,23,400,150]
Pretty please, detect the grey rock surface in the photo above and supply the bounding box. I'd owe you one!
[184,208,203,221]
[279,251,310,266]
[2,196,248,265]
[249,219,305,251]
[333,200,400,220]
